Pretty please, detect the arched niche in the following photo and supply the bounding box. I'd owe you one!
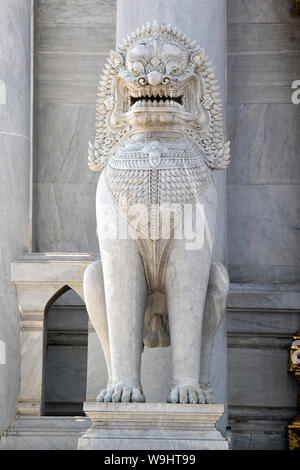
[42,286,88,416]
[11,252,97,416]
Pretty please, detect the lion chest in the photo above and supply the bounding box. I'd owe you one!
[104,138,208,210]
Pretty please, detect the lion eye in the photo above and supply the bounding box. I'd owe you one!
[166,63,181,75]
[129,61,145,77]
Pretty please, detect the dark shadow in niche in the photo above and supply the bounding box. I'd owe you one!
[42,286,88,416]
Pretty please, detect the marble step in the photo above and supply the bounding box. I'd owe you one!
[0,416,90,450]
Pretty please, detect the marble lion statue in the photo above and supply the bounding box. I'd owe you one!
[84,21,230,404]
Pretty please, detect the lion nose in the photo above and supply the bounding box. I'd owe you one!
[147,71,163,86]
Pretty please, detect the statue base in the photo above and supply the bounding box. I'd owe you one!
[78,402,228,450]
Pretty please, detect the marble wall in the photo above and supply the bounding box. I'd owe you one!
[34,0,300,283]
[0,0,31,432]
[35,0,116,252]
[227,284,300,449]
[227,0,300,283]
[115,0,228,431]
[226,3,300,448]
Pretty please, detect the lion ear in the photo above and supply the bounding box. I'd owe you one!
[190,48,204,67]
[110,50,124,68]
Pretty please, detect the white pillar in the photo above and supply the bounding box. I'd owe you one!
[0,0,31,430]
[116,0,228,430]
[117,0,227,263]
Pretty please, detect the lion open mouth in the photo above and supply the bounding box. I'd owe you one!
[113,76,201,124]
[130,92,183,110]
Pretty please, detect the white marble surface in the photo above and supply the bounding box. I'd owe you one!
[0,1,31,137]
[228,23,300,53]
[36,182,98,252]
[86,330,108,401]
[116,0,226,104]
[78,402,228,450]
[227,0,300,286]
[0,80,6,104]
[36,103,96,184]
[227,104,300,185]
[0,0,31,432]
[114,0,228,429]
[116,0,228,265]
[86,330,172,404]
[87,323,228,416]
[228,52,300,104]
[37,0,115,25]
[83,402,224,423]
[0,417,90,450]
[36,0,115,106]
[228,184,300,283]
[227,0,299,24]
[37,0,115,54]
[35,1,115,253]
[37,53,107,105]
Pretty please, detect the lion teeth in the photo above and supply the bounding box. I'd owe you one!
[130,99,184,109]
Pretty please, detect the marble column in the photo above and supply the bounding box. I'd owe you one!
[116,0,228,430]
[0,0,31,431]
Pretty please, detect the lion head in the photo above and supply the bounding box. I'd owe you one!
[88,21,230,171]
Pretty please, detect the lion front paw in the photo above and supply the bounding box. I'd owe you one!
[96,387,108,402]
[200,382,216,404]
[167,383,215,404]
[97,384,145,403]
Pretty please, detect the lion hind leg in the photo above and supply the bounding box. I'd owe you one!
[199,262,229,402]
[83,260,112,395]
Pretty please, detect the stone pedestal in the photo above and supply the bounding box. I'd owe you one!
[78,403,228,450]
